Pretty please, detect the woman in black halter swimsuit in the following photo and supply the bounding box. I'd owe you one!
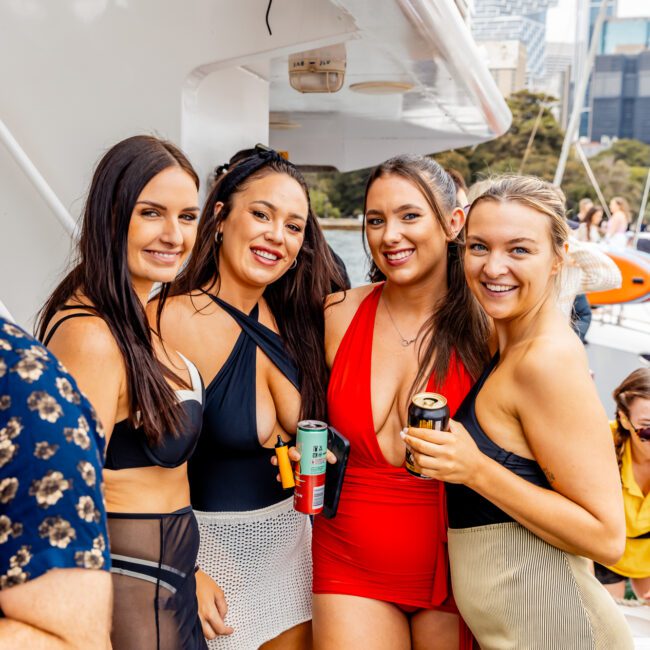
[38,135,216,650]
[405,176,631,649]
[153,147,344,650]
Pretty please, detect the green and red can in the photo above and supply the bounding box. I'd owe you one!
[293,420,328,515]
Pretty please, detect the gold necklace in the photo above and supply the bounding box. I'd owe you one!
[383,295,417,347]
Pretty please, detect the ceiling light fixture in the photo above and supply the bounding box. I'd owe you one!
[288,44,346,94]
[349,81,415,95]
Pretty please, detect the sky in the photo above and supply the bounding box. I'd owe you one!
[546,0,650,42]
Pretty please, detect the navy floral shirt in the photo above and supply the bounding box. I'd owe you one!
[0,317,110,589]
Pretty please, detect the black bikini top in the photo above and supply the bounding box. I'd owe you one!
[43,308,204,471]
[188,294,301,512]
[446,352,550,528]
[105,354,203,470]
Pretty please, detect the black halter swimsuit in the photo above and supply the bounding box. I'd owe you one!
[188,294,300,512]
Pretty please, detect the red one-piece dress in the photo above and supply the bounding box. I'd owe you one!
[313,284,474,643]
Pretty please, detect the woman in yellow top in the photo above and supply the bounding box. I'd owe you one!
[595,368,650,598]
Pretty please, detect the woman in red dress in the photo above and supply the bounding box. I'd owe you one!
[312,155,489,649]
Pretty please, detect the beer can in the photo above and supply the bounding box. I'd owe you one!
[293,420,328,515]
[405,392,449,479]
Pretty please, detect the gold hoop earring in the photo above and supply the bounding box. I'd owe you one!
[290,258,298,270]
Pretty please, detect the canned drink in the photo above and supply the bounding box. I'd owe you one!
[405,392,449,479]
[293,420,328,515]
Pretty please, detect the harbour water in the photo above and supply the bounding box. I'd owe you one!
[324,228,369,288]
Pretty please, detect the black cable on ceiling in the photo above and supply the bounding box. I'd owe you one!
[265,0,273,35]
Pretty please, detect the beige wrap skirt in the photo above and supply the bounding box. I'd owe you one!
[448,521,633,649]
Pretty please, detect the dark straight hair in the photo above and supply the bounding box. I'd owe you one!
[363,154,490,389]
[37,135,199,445]
[165,151,345,421]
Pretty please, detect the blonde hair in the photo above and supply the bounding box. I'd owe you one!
[579,197,594,212]
[611,196,631,219]
[467,178,494,204]
[467,175,569,261]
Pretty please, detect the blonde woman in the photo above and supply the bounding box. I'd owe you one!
[405,176,632,649]
[605,196,631,249]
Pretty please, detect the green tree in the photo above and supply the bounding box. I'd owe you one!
[463,90,563,180]
[323,168,369,218]
[307,89,649,223]
[309,187,340,219]
[433,150,471,183]
[593,139,650,168]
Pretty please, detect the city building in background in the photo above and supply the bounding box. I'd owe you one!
[472,0,559,85]
[479,40,528,96]
[600,16,650,54]
[581,7,650,144]
[575,0,618,137]
[533,41,573,128]
[591,50,650,143]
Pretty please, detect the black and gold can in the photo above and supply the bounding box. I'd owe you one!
[405,392,450,479]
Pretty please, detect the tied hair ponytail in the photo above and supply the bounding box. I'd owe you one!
[37,135,199,446]
[612,368,650,471]
[364,155,490,390]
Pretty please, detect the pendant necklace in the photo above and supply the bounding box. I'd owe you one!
[383,295,417,347]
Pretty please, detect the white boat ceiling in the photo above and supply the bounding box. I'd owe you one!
[0,0,510,325]
[269,0,511,170]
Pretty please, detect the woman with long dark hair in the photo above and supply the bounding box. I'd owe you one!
[577,205,604,242]
[311,154,489,649]
[405,175,631,648]
[38,135,214,649]
[154,147,343,650]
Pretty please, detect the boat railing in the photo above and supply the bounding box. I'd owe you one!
[0,117,75,236]
[591,303,650,334]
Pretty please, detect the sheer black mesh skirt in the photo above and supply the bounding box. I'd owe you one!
[107,506,207,650]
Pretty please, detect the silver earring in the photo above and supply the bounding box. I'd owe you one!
[214,231,223,244]
[290,258,298,270]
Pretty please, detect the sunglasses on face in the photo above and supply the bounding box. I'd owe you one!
[634,424,650,442]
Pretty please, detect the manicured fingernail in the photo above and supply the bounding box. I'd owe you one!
[399,428,407,440]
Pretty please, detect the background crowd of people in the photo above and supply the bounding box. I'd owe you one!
[574,196,633,248]
[0,135,644,650]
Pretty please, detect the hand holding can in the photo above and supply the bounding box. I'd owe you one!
[404,393,449,479]
[293,420,328,514]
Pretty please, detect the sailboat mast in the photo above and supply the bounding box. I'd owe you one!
[553,0,610,187]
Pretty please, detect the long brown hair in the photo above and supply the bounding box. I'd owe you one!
[165,150,344,420]
[584,206,604,241]
[364,154,490,389]
[37,135,199,445]
[613,368,650,469]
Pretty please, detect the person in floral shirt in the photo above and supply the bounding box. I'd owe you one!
[0,316,112,647]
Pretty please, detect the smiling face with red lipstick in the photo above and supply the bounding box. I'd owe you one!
[215,172,308,289]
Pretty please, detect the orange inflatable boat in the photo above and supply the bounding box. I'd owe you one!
[587,250,650,305]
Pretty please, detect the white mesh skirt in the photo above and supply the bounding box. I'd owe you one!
[194,497,312,650]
